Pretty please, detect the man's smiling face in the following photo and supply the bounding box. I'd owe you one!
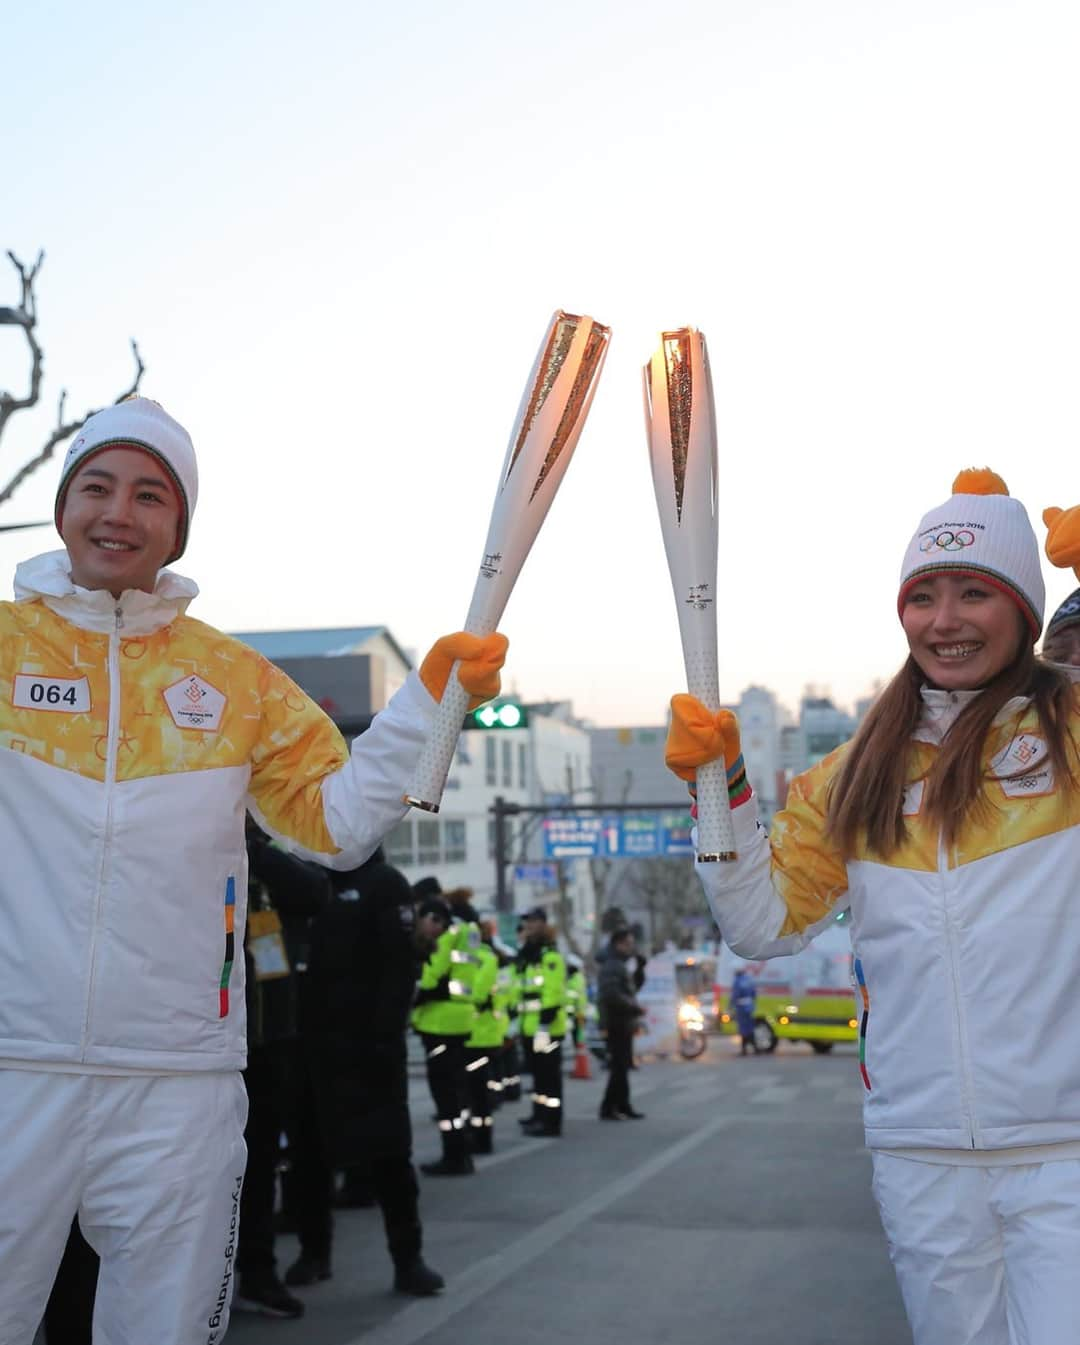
[60,445,182,598]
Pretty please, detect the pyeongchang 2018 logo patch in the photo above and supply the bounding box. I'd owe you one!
[991,734,1055,797]
[163,675,227,732]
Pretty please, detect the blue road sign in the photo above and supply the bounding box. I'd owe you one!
[541,813,694,859]
[513,862,559,886]
[542,815,605,858]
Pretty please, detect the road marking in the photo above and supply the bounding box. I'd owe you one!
[471,1137,555,1170]
[745,1084,801,1105]
[349,1108,736,1345]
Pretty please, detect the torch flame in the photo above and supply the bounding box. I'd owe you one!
[529,320,610,502]
[505,312,580,484]
[661,330,694,524]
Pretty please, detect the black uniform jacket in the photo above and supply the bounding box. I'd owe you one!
[245,835,330,1051]
[303,860,420,1163]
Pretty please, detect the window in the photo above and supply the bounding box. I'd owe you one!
[501,739,512,787]
[417,818,440,865]
[485,736,497,786]
[385,820,413,867]
[444,819,466,863]
[518,743,528,789]
[487,817,496,859]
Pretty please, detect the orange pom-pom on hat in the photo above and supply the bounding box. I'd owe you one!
[950,468,1009,496]
[897,468,1044,639]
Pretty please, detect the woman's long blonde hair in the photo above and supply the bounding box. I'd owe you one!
[825,645,1078,859]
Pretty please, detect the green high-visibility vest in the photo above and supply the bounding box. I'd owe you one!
[411,920,481,1036]
[505,962,522,1019]
[466,943,507,1049]
[520,944,567,1039]
[565,969,587,1021]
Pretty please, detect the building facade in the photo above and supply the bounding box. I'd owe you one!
[382,701,596,943]
[234,624,597,942]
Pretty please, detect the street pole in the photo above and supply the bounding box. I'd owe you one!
[492,794,519,914]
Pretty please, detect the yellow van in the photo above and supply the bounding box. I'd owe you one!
[712,917,857,1054]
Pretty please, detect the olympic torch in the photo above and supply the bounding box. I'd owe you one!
[404,310,611,812]
[644,328,736,861]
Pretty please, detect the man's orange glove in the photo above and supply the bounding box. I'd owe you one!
[1044,506,1080,580]
[665,695,742,781]
[419,632,508,710]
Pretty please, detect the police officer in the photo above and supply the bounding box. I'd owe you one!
[489,934,519,1106]
[286,853,449,1296]
[235,823,331,1318]
[517,908,567,1138]
[730,965,758,1056]
[565,956,588,1053]
[412,891,482,1175]
[498,924,525,1102]
[464,918,507,1154]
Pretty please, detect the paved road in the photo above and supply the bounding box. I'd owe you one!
[230,1040,911,1345]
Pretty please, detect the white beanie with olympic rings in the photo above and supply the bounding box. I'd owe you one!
[54,397,198,564]
[897,469,1045,639]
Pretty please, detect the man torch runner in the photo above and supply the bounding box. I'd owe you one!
[0,397,507,1343]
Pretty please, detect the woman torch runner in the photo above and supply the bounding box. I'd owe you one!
[665,469,1080,1345]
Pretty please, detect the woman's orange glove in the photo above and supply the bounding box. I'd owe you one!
[664,695,742,782]
[1044,506,1080,579]
[419,632,509,710]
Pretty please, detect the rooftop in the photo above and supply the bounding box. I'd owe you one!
[231,625,411,665]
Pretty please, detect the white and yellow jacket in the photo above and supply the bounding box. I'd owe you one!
[0,551,435,1074]
[698,686,1080,1152]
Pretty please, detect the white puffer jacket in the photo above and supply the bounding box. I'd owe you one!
[0,552,435,1073]
[697,686,1080,1151]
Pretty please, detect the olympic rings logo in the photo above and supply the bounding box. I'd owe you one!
[919,529,976,552]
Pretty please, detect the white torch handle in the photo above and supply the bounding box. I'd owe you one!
[695,760,735,862]
[684,653,736,863]
[403,612,498,813]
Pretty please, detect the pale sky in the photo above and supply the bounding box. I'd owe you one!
[2,0,1078,726]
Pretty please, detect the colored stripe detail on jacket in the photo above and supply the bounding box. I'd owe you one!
[854,957,871,1090]
[219,877,236,1018]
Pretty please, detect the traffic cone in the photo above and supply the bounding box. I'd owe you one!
[572,1038,592,1080]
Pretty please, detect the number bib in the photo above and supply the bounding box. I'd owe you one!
[12,675,91,713]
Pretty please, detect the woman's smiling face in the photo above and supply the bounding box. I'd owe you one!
[901,573,1027,689]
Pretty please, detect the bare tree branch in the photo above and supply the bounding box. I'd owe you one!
[626,856,703,953]
[0,251,45,443]
[0,244,146,511]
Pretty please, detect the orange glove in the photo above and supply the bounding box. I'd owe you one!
[1044,506,1080,580]
[419,632,508,710]
[665,695,742,782]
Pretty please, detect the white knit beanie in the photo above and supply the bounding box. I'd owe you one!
[897,469,1045,639]
[54,397,198,564]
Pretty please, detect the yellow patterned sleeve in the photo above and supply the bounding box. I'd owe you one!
[770,756,850,937]
[247,655,349,857]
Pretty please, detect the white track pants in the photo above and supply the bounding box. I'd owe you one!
[872,1151,1080,1345]
[0,1069,247,1345]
